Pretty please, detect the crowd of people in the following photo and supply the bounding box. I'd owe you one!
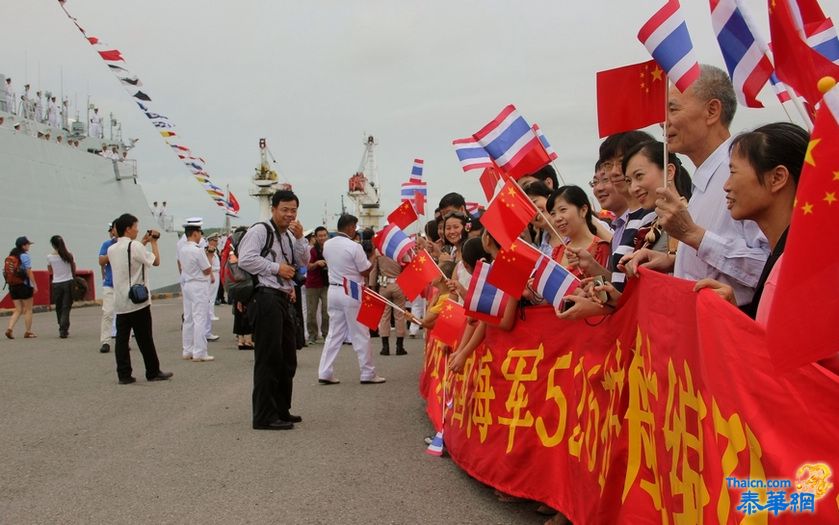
[1,63,825,523]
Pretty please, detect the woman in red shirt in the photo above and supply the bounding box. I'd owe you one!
[547,185,610,279]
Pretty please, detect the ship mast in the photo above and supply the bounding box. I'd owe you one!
[250,138,290,221]
[346,133,383,229]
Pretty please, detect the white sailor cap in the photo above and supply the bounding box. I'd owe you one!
[183,217,204,228]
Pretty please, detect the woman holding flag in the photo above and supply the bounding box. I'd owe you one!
[547,185,610,279]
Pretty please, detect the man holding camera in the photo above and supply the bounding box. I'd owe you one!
[107,213,172,385]
[237,190,310,430]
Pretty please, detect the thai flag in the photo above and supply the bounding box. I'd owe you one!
[425,431,444,456]
[342,277,363,301]
[452,137,494,172]
[710,0,774,108]
[638,0,701,92]
[532,124,558,161]
[769,73,793,103]
[806,18,839,64]
[472,104,549,180]
[400,181,427,201]
[465,202,484,218]
[464,260,510,324]
[532,256,580,309]
[410,158,424,182]
[374,224,415,263]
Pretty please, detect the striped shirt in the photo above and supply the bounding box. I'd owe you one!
[609,208,657,291]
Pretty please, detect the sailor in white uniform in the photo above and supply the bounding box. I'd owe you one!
[89,107,103,138]
[204,232,221,341]
[178,219,214,362]
[47,96,60,128]
[3,78,14,114]
[33,91,44,122]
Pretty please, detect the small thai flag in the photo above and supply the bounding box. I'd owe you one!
[769,73,792,103]
[425,431,444,456]
[343,277,363,301]
[638,0,701,92]
[472,104,548,179]
[710,0,774,108]
[464,260,510,324]
[532,256,580,309]
[374,224,415,263]
[410,158,424,182]
[532,124,558,161]
[452,137,494,172]
[806,18,839,64]
[400,181,428,201]
[465,202,484,218]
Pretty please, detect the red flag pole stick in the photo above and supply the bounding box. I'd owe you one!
[364,286,408,315]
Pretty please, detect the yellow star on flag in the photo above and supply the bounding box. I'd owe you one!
[805,139,821,167]
[801,202,814,215]
[833,171,839,182]
[418,255,426,264]
[825,192,837,205]
[651,67,663,81]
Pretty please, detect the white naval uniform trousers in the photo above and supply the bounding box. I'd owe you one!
[182,279,210,359]
[318,284,376,381]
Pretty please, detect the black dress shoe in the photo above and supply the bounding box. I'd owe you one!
[253,419,294,430]
[118,377,136,385]
[396,349,407,355]
[99,343,110,353]
[380,348,390,356]
[281,414,303,423]
[147,371,174,382]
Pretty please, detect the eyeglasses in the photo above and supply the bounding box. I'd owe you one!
[588,177,612,188]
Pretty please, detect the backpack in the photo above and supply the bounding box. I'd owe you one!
[3,254,26,287]
[225,222,276,304]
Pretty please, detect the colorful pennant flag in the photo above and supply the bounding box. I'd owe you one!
[97,49,124,62]
[709,0,774,108]
[357,288,387,330]
[596,60,667,138]
[471,104,551,180]
[766,85,839,370]
[373,224,415,263]
[397,249,443,300]
[464,260,510,324]
[387,200,419,230]
[531,255,580,309]
[486,239,542,297]
[638,0,701,92]
[226,190,240,217]
[430,299,467,347]
[480,178,539,250]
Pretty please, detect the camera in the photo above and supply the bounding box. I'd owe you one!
[560,297,575,312]
[146,230,160,240]
[592,275,608,303]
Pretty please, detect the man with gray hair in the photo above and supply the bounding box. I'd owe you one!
[624,64,769,307]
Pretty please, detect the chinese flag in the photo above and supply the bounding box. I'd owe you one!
[387,200,418,230]
[767,92,839,370]
[414,191,426,216]
[356,288,387,330]
[397,249,443,300]
[596,60,666,138]
[769,0,839,108]
[479,166,507,202]
[486,239,542,297]
[430,299,467,347]
[480,179,538,250]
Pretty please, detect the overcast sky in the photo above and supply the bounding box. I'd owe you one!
[3,0,836,229]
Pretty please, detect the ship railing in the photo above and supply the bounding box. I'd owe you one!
[113,158,137,181]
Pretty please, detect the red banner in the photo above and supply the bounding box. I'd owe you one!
[420,269,839,524]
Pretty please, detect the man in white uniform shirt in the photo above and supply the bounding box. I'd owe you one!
[179,221,214,362]
[317,214,385,385]
[4,78,14,114]
[107,213,172,385]
[624,65,769,306]
[204,233,221,340]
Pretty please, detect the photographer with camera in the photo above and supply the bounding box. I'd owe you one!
[107,213,172,385]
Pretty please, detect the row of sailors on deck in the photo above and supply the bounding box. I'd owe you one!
[3,77,104,138]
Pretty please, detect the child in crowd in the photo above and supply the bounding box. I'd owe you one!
[405,261,455,330]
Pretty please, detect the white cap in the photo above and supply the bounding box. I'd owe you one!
[183,217,203,228]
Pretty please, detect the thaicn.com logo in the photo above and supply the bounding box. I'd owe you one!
[727,463,834,516]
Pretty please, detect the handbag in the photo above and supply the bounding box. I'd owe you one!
[71,276,88,302]
[225,259,255,304]
[127,241,150,304]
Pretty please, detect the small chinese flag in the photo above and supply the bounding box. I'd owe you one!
[596,60,666,138]
[767,91,839,370]
[480,179,538,250]
[430,299,467,348]
[479,166,507,202]
[414,191,426,216]
[486,239,542,297]
[397,249,443,300]
[387,200,418,230]
[356,288,387,330]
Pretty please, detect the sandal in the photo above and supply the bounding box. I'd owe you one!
[24,331,37,338]
[4,328,13,339]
